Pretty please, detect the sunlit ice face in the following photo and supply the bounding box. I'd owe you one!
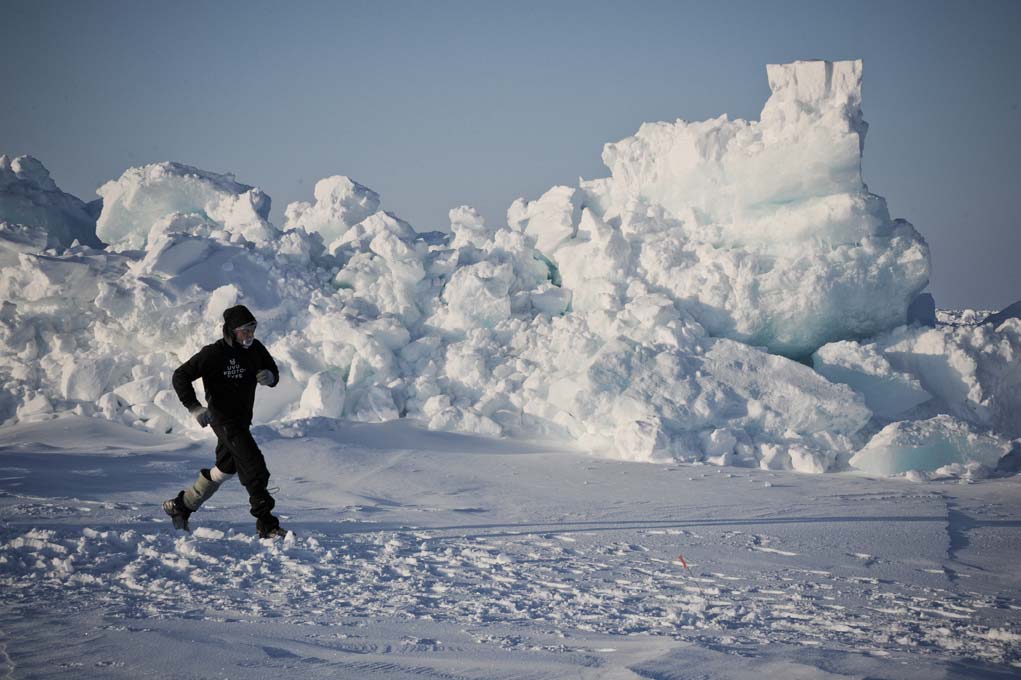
[234,322,256,349]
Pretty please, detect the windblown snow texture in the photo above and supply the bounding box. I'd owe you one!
[1,417,1019,677]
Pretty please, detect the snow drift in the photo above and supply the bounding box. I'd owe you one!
[0,60,1016,476]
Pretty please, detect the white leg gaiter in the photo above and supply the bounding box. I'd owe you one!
[210,466,235,484]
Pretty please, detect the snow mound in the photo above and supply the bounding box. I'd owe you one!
[1,60,1008,476]
[0,155,102,248]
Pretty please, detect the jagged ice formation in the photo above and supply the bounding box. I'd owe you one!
[1,60,1017,476]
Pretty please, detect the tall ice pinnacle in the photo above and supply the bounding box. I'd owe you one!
[517,59,934,357]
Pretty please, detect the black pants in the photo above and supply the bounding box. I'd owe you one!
[211,422,278,530]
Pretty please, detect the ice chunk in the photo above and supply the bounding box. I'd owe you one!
[139,234,282,310]
[328,210,418,252]
[528,283,569,316]
[763,60,868,147]
[139,231,216,278]
[507,186,582,256]
[613,418,670,462]
[0,222,50,265]
[439,261,514,330]
[981,300,1021,327]
[484,318,868,467]
[284,176,380,244]
[296,370,346,419]
[851,415,1012,475]
[16,392,53,422]
[788,445,837,475]
[349,384,399,422]
[759,444,791,471]
[449,206,493,249]
[0,155,102,248]
[275,226,325,265]
[556,208,631,313]
[813,341,932,418]
[130,402,175,434]
[84,198,103,221]
[701,428,737,463]
[332,223,428,325]
[60,357,113,402]
[113,376,162,406]
[154,388,191,428]
[703,338,871,436]
[873,321,1021,437]
[97,393,126,421]
[996,443,1021,475]
[96,162,276,248]
[571,60,930,356]
[907,293,937,327]
[0,247,103,304]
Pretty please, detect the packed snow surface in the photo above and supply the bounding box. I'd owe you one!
[0,417,1019,678]
[0,60,1017,477]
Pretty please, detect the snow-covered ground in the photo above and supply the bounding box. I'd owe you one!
[2,416,1019,678]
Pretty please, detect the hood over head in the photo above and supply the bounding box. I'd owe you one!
[222,304,257,345]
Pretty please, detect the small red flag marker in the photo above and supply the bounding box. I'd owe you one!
[678,553,706,598]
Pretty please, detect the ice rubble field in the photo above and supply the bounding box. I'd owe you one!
[1,58,1021,677]
[1,59,1018,478]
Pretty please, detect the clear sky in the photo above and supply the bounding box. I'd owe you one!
[2,0,1019,310]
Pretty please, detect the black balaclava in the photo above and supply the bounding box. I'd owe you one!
[222,305,257,348]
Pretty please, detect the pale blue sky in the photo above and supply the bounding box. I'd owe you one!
[2,0,1019,309]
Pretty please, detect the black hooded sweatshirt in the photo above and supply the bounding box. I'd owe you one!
[172,329,280,427]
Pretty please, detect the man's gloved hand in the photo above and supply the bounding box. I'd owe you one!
[190,406,212,428]
[256,369,275,386]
